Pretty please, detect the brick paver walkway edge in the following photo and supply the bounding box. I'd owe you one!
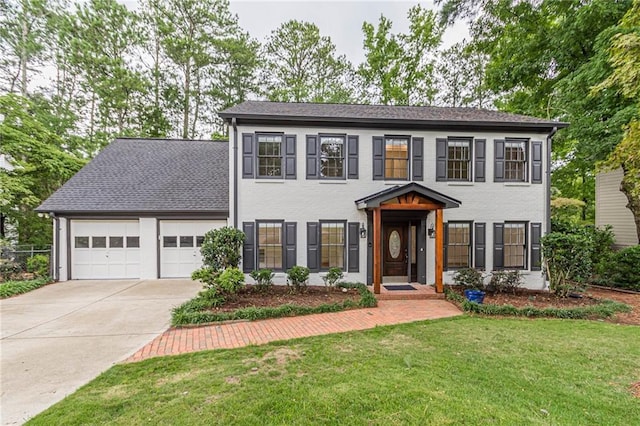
[126,299,462,362]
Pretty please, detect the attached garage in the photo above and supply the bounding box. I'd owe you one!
[159,220,226,278]
[37,138,229,281]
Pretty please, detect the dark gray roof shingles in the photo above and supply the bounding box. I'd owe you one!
[37,138,228,213]
[219,101,567,128]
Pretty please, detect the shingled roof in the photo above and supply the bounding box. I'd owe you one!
[219,101,568,130]
[37,138,228,214]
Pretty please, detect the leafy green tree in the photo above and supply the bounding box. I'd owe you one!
[0,94,84,244]
[359,5,443,105]
[262,20,354,103]
[437,40,491,107]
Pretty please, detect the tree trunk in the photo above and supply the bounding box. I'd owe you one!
[620,167,640,242]
[182,60,191,139]
[20,13,28,95]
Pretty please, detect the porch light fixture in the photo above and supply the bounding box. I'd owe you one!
[428,223,435,238]
[359,223,367,238]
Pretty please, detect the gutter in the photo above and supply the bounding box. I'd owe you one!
[546,126,558,235]
[232,117,238,228]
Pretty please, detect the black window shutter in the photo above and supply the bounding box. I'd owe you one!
[347,135,359,179]
[242,222,255,272]
[494,139,505,182]
[531,141,543,184]
[307,222,319,271]
[474,139,486,182]
[372,136,384,180]
[347,222,359,272]
[412,137,424,181]
[436,138,447,181]
[242,133,254,178]
[530,222,542,271]
[474,222,486,270]
[306,135,318,179]
[443,222,449,271]
[284,222,297,269]
[493,223,504,269]
[284,135,296,179]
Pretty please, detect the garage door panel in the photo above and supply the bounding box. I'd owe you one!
[160,220,225,278]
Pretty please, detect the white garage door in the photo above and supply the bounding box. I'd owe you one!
[71,220,140,279]
[160,220,225,278]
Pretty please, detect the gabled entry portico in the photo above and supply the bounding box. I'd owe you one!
[356,183,461,294]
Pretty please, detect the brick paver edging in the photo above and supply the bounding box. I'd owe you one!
[125,300,462,362]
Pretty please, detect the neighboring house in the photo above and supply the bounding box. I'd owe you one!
[217,101,567,292]
[36,139,229,281]
[595,169,639,248]
[38,102,566,292]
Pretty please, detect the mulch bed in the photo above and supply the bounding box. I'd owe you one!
[449,285,640,325]
[210,285,362,313]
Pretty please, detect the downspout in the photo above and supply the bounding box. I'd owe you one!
[51,213,59,281]
[232,117,238,229]
[546,127,558,235]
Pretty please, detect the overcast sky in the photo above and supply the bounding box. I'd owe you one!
[228,0,469,64]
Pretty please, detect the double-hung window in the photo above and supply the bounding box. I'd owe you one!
[320,222,345,269]
[504,139,527,182]
[257,134,283,178]
[447,138,471,181]
[446,222,471,269]
[257,222,283,270]
[504,223,526,269]
[320,135,345,178]
[385,137,409,179]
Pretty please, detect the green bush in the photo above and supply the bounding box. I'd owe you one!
[215,267,245,294]
[322,267,344,290]
[0,259,21,281]
[199,227,245,271]
[487,270,523,294]
[287,265,309,292]
[0,278,51,298]
[191,267,218,288]
[250,269,274,292]
[26,254,49,278]
[603,245,640,291]
[452,268,485,290]
[541,232,592,297]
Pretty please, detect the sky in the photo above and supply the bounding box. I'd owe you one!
[228,0,470,64]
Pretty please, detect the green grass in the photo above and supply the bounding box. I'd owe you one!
[28,317,640,425]
[172,283,377,326]
[0,277,52,298]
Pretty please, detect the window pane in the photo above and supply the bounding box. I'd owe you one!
[446,223,470,268]
[257,135,283,177]
[320,222,345,269]
[196,236,205,247]
[447,139,470,181]
[504,223,526,268]
[258,223,283,269]
[384,138,408,179]
[92,237,106,248]
[320,136,344,178]
[75,236,89,248]
[109,236,124,248]
[504,140,527,181]
[180,236,194,247]
[126,236,140,248]
[163,236,177,248]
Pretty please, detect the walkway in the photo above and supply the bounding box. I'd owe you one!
[126,299,462,362]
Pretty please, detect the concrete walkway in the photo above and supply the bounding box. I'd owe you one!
[127,299,462,362]
[0,279,200,426]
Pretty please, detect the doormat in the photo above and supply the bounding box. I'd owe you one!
[383,285,416,291]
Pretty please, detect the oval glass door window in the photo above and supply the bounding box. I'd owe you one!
[389,230,401,259]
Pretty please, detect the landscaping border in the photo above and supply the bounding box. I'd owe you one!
[0,277,53,299]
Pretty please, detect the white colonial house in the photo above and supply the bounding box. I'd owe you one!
[38,101,566,293]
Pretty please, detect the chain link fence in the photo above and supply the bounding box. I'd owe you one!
[0,245,52,278]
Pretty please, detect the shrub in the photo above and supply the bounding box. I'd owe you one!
[322,267,344,290]
[0,259,20,281]
[0,277,51,298]
[287,265,309,292]
[215,267,245,294]
[487,270,523,294]
[250,269,274,292]
[452,268,485,290]
[26,254,49,278]
[603,245,640,291]
[199,227,245,271]
[191,267,218,289]
[541,232,592,297]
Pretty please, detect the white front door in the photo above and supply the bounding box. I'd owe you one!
[159,220,225,278]
[71,220,140,279]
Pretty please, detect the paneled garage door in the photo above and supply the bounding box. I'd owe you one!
[71,220,140,279]
[160,220,225,278]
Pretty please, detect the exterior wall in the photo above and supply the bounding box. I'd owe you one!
[232,124,551,290]
[596,169,639,248]
[57,217,69,281]
[139,217,158,279]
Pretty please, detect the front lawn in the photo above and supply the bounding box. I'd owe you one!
[0,277,52,298]
[29,317,640,425]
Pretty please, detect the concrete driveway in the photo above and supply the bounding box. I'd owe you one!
[0,279,201,425]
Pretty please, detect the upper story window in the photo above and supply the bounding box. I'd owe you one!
[257,134,283,178]
[504,140,527,181]
[447,138,471,181]
[320,135,345,178]
[385,137,409,180]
